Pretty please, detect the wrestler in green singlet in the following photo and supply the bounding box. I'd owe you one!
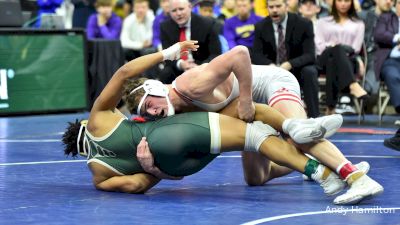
[85,112,219,177]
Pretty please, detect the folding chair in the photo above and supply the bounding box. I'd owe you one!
[377,81,391,125]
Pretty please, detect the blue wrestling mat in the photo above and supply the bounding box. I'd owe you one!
[0,113,399,225]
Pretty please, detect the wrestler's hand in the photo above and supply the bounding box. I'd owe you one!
[137,137,155,172]
[237,101,255,122]
[137,137,183,180]
[161,40,199,61]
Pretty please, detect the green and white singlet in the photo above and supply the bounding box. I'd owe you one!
[85,112,221,177]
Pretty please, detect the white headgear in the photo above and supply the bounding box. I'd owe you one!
[129,79,175,116]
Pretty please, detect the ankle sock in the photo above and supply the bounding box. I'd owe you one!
[304,159,332,182]
[336,161,364,185]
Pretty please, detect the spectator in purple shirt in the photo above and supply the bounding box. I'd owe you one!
[223,0,262,50]
[152,0,170,50]
[86,0,122,40]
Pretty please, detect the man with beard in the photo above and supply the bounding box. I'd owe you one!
[251,0,320,119]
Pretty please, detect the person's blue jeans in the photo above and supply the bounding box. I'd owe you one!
[381,58,400,112]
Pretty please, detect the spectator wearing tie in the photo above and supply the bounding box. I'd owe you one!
[223,0,262,50]
[86,0,122,40]
[252,0,320,118]
[159,0,221,83]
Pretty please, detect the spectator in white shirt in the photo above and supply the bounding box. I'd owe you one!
[121,0,155,61]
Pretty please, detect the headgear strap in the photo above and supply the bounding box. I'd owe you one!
[77,120,89,157]
[129,79,175,116]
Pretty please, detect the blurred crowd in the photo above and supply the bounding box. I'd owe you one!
[21,0,400,118]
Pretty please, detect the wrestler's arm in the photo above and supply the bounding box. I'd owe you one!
[91,41,199,113]
[181,46,255,122]
[95,173,160,194]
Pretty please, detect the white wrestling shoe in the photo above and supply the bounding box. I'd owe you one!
[318,172,345,196]
[333,175,384,205]
[311,162,371,196]
[282,114,343,144]
[303,161,370,181]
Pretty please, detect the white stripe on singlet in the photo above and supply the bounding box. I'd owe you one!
[208,112,221,154]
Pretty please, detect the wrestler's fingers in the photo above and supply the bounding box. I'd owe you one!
[180,40,199,51]
[137,137,147,156]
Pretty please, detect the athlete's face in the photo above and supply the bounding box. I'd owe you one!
[141,95,169,119]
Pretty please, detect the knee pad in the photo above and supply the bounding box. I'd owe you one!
[244,121,279,152]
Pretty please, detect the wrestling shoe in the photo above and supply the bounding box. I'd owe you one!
[282,114,343,144]
[303,161,370,182]
[333,175,384,205]
[321,161,371,196]
[317,171,345,196]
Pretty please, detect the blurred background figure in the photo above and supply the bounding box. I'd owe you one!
[197,0,217,17]
[152,0,171,50]
[315,0,366,115]
[252,0,320,118]
[287,0,299,12]
[223,0,262,50]
[373,0,400,114]
[318,0,332,17]
[253,0,268,17]
[35,0,64,27]
[198,0,228,52]
[218,0,237,21]
[298,0,321,28]
[86,0,122,39]
[120,0,155,61]
[72,0,96,28]
[358,0,394,103]
[123,0,159,16]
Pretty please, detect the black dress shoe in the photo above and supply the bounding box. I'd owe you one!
[357,94,370,102]
[384,135,400,151]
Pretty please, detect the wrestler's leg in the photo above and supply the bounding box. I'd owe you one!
[273,97,383,204]
[273,100,348,174]
[217,114,308,173]
[219,99,342,185]
[265,71,363,179]
[218,100,293,185]
[217,114,347,194]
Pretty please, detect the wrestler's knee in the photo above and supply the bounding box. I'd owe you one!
[241,152,270,186]
[244,175,267,186]
[231,45,250,58]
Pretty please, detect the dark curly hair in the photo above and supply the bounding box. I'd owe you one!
[122,77,148,114]
[62,119,83,157]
